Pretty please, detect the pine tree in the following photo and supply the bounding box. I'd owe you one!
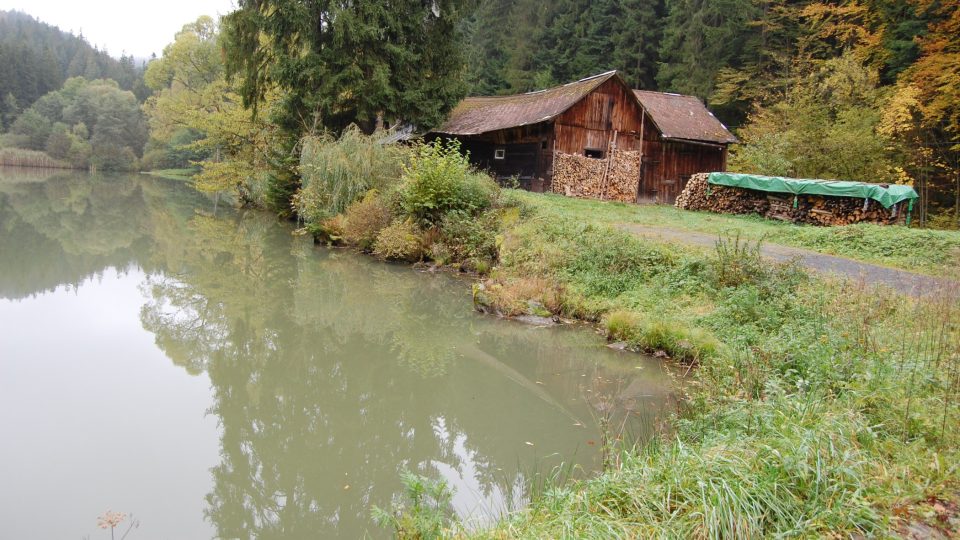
[612,0,664,89]
[657,0,760,98]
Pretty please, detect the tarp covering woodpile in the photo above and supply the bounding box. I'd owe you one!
[676,172,919,226]
[553,151,640,203]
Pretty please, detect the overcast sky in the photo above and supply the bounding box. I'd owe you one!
[0,0,236,58]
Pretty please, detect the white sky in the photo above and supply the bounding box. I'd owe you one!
[0,0,236,59]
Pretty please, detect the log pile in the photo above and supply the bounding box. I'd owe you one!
[676,173,907,226]
[552,150,640,203]
[675,173,769,214]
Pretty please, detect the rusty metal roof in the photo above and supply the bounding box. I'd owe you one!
[432,71,619,135]
[633,90,737,144]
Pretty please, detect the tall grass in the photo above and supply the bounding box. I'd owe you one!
[296,126,409,223]
[0,147,73,169]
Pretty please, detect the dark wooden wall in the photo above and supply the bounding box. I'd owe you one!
[441,123,553,191]
[638,139,727,204]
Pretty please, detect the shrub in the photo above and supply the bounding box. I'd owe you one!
[342,191,393,251]
[373,219,425,262]
[297,126,408,223]
[399,139,499,225]
[303,214,345,244]
[437,210,500,265]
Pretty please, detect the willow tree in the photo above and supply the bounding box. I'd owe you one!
[221,0,469,213]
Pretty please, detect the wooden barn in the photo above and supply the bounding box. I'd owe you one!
[428,71,737,204]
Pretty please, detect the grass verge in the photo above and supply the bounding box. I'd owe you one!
[507,190,960,276]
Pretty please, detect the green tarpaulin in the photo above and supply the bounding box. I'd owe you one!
[708,172,919,210]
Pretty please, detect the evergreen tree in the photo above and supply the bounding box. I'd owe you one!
[222,0,470,212]
[461,0,512,95]
[657,0,760,98]
[612,0,664,89]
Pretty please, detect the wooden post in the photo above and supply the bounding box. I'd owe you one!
[637,109,646,202]
[599,130,618,200]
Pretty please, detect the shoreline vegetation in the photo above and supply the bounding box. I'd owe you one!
[284,131,960,538]
[0,147,75,170]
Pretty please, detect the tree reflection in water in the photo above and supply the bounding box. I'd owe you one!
[0,172,674,538]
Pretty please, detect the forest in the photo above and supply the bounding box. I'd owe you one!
[0,0,957,223]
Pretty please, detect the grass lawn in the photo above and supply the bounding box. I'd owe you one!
[508,190,960,276]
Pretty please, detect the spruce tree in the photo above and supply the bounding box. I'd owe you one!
[612,0,664,89]
[657,0,760,98]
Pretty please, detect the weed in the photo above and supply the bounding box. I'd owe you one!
[400,139,499,226]
[373,470,458,539]
[437,210,500,267]
[711,231,766,288]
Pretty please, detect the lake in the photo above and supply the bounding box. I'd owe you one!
[0,169,674,539]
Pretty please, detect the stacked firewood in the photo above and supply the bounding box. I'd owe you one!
[675,173,769,214]
[552,150,640,203]
[676,173,907,226]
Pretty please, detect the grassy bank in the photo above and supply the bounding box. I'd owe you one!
[467,199,959,538]
[510,191,960,276]
[288,131,959,537]
[143,168,198,181]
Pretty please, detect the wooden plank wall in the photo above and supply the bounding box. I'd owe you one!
[447,124,552,191]
[554,78,643,155]
[639,140,726,204]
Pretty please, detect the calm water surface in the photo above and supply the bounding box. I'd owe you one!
[0,168,674,539]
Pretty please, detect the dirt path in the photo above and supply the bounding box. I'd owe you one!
[617,223,953,296]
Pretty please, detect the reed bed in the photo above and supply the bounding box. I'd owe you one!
[0,147,73,169]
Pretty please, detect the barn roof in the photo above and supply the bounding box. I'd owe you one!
[432,71,619,136]
[432,71,737,145]
[632,90,738,144]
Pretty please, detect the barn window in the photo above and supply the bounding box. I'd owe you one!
[584,148,604,159]
[541,140,548,150]
[494,148,506,160]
